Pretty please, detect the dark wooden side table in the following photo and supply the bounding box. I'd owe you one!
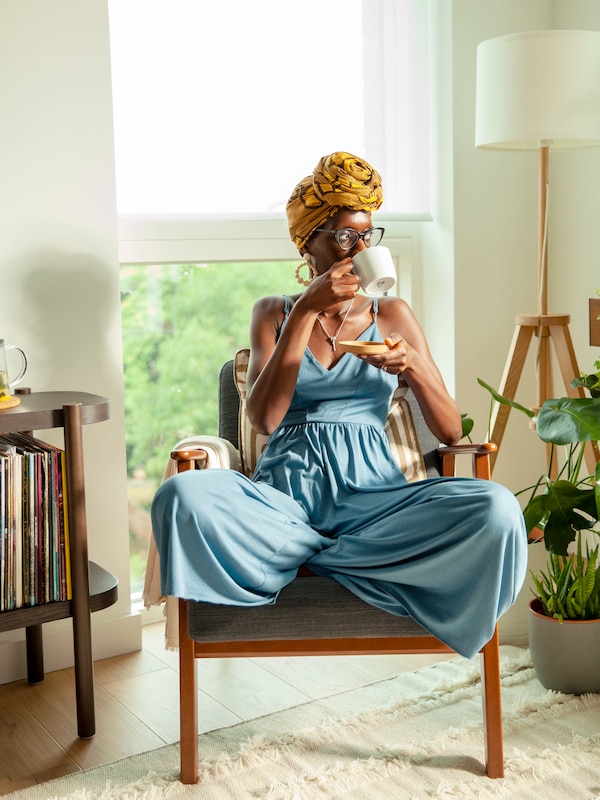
[0,391,118,737]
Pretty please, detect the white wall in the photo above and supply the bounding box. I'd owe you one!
[552,0,600,374]
[0,0,140,682]
[423,0,600,495]
[419,0,456,395]
[453,0,550,493]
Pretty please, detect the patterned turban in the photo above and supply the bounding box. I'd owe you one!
[286,152,384,252]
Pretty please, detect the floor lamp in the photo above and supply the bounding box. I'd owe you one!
[475,29,600,471]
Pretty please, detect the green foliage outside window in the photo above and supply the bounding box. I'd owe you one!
[120,260,298,594]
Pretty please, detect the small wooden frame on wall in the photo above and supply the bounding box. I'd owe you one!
[590,297,600,347]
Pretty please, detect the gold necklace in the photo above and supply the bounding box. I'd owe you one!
[315,299,354,352]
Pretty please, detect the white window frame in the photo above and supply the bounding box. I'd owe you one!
[117,215,424,315]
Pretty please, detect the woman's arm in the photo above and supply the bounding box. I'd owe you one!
[244,294,316,434]
[245,260,360,435]
[367,297,462,445]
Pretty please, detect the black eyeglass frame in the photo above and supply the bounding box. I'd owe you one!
[313,227,385,250]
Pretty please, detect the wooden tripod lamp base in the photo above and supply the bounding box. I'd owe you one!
[489,312,596,472]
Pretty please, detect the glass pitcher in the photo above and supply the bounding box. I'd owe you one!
[0,340,28,403]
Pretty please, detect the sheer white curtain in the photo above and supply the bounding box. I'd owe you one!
[108,0,430,218]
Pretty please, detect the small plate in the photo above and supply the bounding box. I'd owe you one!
[0,396,21,410]
[338,340,388,355]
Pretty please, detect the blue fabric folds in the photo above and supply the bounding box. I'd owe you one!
[151,316,527,658]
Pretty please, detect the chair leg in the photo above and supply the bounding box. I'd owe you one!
[179,599,198,784]
[480,625,504,778]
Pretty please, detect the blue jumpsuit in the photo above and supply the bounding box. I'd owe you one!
[151,300,527,658]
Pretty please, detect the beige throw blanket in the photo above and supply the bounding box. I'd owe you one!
[142,435,241,649]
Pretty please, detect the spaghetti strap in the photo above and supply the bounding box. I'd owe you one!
[372,297,379,319]
[275,296,293,342]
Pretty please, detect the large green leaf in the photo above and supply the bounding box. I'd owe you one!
[523,493,547,534]
[536,397,600,444]
[571,364,600,398]
[524,480,599,556]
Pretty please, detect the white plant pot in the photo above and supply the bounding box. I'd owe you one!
[528,598,600,694]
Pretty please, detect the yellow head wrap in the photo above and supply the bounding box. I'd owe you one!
[286,151,384,253]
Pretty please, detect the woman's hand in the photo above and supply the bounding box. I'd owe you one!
[358,299,463,445]
[298,258,360,314]
[358,334,410,374]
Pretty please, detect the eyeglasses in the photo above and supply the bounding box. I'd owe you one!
[314,227,385,250]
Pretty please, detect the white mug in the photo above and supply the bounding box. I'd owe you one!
[351,246,396,296]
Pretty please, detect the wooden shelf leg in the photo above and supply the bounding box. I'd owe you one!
[25,624,44,684]
[64,403,95,738]
[14,389,46,686]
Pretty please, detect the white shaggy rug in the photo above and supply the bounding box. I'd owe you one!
[5,646,600,799]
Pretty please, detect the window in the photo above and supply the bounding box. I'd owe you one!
[108,0,431,216]
[109,0,430,605]
[122,259,299,597]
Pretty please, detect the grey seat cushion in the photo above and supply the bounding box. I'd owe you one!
[193,360,442,645]
[187,576,431,642]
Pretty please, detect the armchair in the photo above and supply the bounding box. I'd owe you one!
[161,350,503,783]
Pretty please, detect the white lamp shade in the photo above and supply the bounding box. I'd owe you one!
[476,30,600,150]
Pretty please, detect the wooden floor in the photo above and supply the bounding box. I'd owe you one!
[0,621,453,795]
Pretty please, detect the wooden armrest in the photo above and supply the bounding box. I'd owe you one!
[171,449,210,472]
[436,442,497,480]
[438,442,497,456]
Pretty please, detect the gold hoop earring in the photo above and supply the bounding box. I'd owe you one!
[295,256,318,286]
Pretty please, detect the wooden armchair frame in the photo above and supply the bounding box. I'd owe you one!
[172,440,504,784]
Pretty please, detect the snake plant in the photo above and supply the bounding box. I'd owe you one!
[530,539,600,621]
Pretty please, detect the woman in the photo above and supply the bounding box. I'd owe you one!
[151,152,527,659]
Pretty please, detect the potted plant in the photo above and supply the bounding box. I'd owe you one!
[479,363,600,693]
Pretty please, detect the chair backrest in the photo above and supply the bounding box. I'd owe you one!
[219,350,441,481]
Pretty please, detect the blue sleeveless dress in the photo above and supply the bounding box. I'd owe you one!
[152,299,527,658]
